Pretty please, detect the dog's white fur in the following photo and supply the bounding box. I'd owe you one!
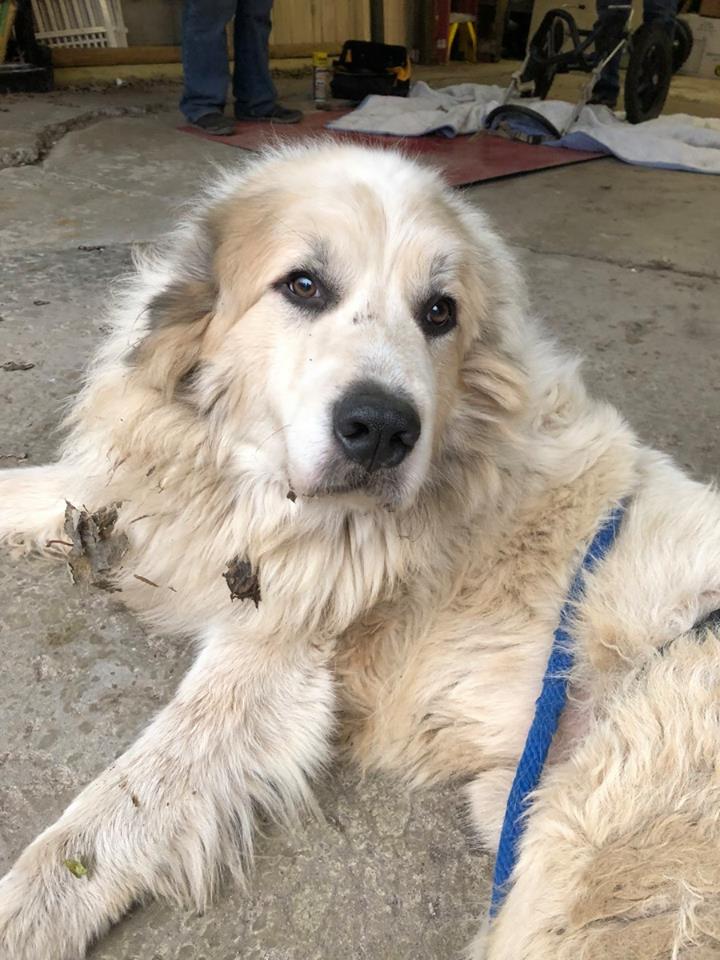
[2,143,720,960]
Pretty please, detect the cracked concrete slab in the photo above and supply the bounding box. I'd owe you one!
[470,161,720,280]
[0,85,184,169]
[0,117,240,251]
[0,246,133,458]
[513,246,720,479]
[1,74,719,960]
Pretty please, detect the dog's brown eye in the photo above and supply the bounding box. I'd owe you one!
[277,269,335,314]
[288,274,319,299]
[423,296,456,337]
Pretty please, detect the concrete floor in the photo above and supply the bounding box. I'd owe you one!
[1,66,719,960]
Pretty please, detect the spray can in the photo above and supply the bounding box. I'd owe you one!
[312,51,329,108]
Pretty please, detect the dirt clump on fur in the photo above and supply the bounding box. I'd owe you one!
[224,556,261,607]
[64,502,128,591]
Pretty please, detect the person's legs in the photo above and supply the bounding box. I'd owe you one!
[180,0,236,122]
[232,0,277,117]
[644,0,678,32]
[591,0,626,106]
[592,0,677,106]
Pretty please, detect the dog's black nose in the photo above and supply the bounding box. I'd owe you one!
[333,384,421,472]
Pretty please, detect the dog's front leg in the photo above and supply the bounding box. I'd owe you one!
[0,463,83,553]
[0,628,334,960]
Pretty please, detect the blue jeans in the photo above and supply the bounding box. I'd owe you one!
[180,0,277,121]
[594,0,677,102]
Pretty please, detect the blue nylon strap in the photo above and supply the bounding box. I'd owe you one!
[489,501,627,917]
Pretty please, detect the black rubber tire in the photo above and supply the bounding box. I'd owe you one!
[521,62,557,100]
[672,17,693,73]
[625,23,673,124]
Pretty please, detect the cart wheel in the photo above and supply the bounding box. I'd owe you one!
[672,17,693,73]
[520,16,564,99]
[625,23,673,123]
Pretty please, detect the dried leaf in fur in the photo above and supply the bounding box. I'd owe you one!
[64,502,128,592]
[224,556,261,607]
[63,858,88,879]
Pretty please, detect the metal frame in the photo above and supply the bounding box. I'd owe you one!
[501,4,634,135]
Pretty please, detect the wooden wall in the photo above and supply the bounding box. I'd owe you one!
[270,0,371,46]
[270,0,413,49]
[383,0,409,45]
[60,1,379,60]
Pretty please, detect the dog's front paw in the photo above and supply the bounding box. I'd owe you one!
[0,831,115,960]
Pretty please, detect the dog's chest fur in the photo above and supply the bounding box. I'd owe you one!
[335,479,623,785]
[337,450,720,808]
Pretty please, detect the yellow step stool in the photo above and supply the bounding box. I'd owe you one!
[447,12,478,63]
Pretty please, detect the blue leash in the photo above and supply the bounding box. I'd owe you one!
[489,501,627,916]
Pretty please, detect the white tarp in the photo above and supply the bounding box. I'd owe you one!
[327,81,720,175]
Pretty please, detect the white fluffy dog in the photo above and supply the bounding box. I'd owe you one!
[1,143,720,960]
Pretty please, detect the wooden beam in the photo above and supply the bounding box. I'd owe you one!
[415,0,435,63]
[51,46,179,67]
[51,41,342,69]
[370,0,385,41]
[52,56,324,88]
[0,0,18,63]
[53,63,184,86]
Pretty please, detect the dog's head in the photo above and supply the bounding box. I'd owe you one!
[131,144,531,511]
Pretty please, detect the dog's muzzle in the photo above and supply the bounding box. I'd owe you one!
[333,382,420,473]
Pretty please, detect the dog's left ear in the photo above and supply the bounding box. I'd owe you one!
[130,217,219,395]
[458,211,532,431]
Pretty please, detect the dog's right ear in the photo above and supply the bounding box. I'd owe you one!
[129,218,219,395]
[145,276,217,333]
[145,215,219,333]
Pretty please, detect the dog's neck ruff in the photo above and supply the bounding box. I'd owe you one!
[489,502,627,917]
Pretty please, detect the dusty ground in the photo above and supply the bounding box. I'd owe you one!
[0,64,719,960]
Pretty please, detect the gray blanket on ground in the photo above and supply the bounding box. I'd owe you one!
[327,81,720,175]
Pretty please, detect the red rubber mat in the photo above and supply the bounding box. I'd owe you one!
[179,109,601,187]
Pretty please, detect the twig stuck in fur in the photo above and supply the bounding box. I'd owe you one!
[133,574,160,588]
